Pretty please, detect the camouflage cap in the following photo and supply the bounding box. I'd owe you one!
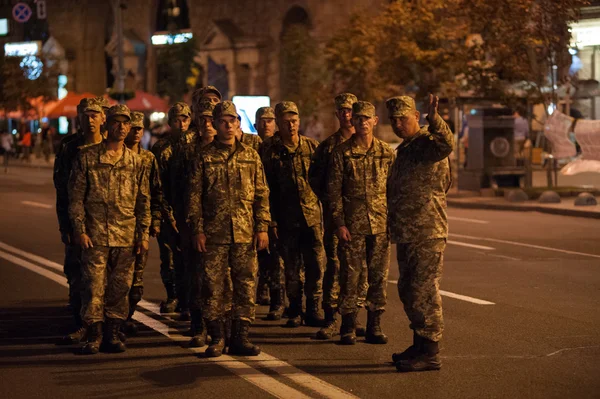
[168,102,192,120]
[130,111,145,128]
[79,97,104,114]
[386,96,417,117]
[255,106,275,121]
[192,85,222,102]
[335,93,358,110]
[212,100,238,119]
[352,101,376,118]
[275,101,299,118]
[106,104,131,120]
[94,96,112,110]
[194,98,216,117]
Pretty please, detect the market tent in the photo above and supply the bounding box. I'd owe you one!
[126,90,168,112]
[46,92,97,118]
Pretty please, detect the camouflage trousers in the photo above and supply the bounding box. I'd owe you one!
[396,239,445,342]
[257,228,284,293]
[338,233,390,315]
[202,243,258,322]
[132,251,148,287]
[157,222,180,294]
[322,224,368,312]
[63,243,83,309]
[81,246,135,324]
[279,224,325,306]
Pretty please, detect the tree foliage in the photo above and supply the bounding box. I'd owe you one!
[156,37,201,104]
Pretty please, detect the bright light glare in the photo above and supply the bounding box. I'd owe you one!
[151,32,193,46]
[4,42,39,56]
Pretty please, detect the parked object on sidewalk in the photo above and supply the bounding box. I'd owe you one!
[504,189,528,202]
[544,111,576,160]
[538,190,561,204]
[574,192,598,206]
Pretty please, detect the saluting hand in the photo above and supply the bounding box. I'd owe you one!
[426,93,439,124]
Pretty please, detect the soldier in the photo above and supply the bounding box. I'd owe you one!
[328,101,394,345]
[192,85,221,106]
[151,102,189,314]
[254,107,285,319]
[262,101,326,328]
[123,111,173,335]
[236,118,262,152]
[386,94,454,372]
[69,104,150,355]
[186,101,270,357]
[54,98,106,344]
[309,93,368,340]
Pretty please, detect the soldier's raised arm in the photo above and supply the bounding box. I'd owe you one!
[419,94,455,163]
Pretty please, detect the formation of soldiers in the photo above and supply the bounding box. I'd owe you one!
[53,86,454,373]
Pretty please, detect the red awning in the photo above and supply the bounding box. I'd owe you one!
[46,92,98,118]
[126,90,168,113]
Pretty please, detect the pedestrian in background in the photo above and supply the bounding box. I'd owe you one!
[18,124,32,163]
[1,130,13,173]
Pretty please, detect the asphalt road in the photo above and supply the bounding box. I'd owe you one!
[1,166,599,399]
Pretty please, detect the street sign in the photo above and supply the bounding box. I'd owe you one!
[12,2,33,23]
[36,0,47,19]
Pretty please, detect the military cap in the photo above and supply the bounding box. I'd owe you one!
[94,96,112,110]
[130,111,145,128]
[169,102,192,120]
[106,104,131,120]
[194,98,216,117]
[192,85,222,102]
[79,97,104,114]
[212,100,238,119]
[334,93,358,110]
[352,101,376,118]
[386,96,417,117]
[255,106,275,121]
[275,101,299,118]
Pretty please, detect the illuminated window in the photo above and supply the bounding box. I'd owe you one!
[0,19,8,36]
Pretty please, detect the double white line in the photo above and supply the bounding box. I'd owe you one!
[0,241,358,399]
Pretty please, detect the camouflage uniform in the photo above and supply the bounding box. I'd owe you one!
[53,98,104,323]
[262,102,325,320]
[69,106,151,324]
[185,102,270,323]
[329,102,394,318]
[240,132,262,152]
[386,96,454,343]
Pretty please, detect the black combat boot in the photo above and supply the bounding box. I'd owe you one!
[189,310,207,347]
[229,319,261,356]
[316,306,339,340]
[284,299,303,328]
[392,331,422,363]
[304,299,325,327]
[266,288,284,321]
[365,310,388,344]
[160,284,179,314]
[339,312,357,345]
[103,318,127,353]
[59,324,88,345]
[395,336,441,372]
[81,322,103,355]
[205,319,225,358]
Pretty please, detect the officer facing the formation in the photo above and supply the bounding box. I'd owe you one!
[150,102,188,314]
[69,104,151,355]
[54,98,106,344]
[387,94,454,372]
[309,93,368,340]
[262,101,326,328]
[328,101,394,345]
[254,106,285,319]
[186,101,270,357]
[123,111,172,335]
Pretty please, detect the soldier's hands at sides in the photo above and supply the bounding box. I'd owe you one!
[269,226,278,240]
[136,240,149,254]
[426,93,439,124]
[150,225,160,237]
[170,220,179,234]
[336,226,352,242]
[192,233,207,253]
[254,231,269,251]
[78,233,93,249]
[60,232,71,245]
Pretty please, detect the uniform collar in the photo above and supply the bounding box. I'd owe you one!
[98,140,127,165]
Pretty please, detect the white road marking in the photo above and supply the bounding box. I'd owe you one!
[451,233,600,259]
[447,240,495,251]
[387,280,495,305]
[487,253,521,261]
[0,242,359,399]
[21,200,53,209]
[448,216,489,224]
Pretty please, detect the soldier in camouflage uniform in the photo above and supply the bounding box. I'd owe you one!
[386,94,454,372]
[186,101,270,357]
[150,102,189,314]
[309,93,369,340]
[254,107,285,319]
[69,104,151,355]
[54,98,106,345]
[236,120,262,152]
[192,85,221,106]
[122,111,173,335]
[328,101,394,345]
[262,101,326,328]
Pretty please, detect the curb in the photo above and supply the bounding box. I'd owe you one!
[447,199,600,220]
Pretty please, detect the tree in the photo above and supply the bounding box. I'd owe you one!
[155,37,201,104]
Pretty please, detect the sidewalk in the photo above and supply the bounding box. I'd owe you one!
[6,155,55,170]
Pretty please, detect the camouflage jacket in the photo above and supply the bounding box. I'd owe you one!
[241,132,262,152]
[134,146,175,229]
[151,131,186,209]
[262,135,321,229]
[169,129,200,233]
[309,129,350,202]
[186,139,270,244]
[53,133,96,235]
[387,114,454,243]
[68,141,151,246]
[328,136,394,235]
